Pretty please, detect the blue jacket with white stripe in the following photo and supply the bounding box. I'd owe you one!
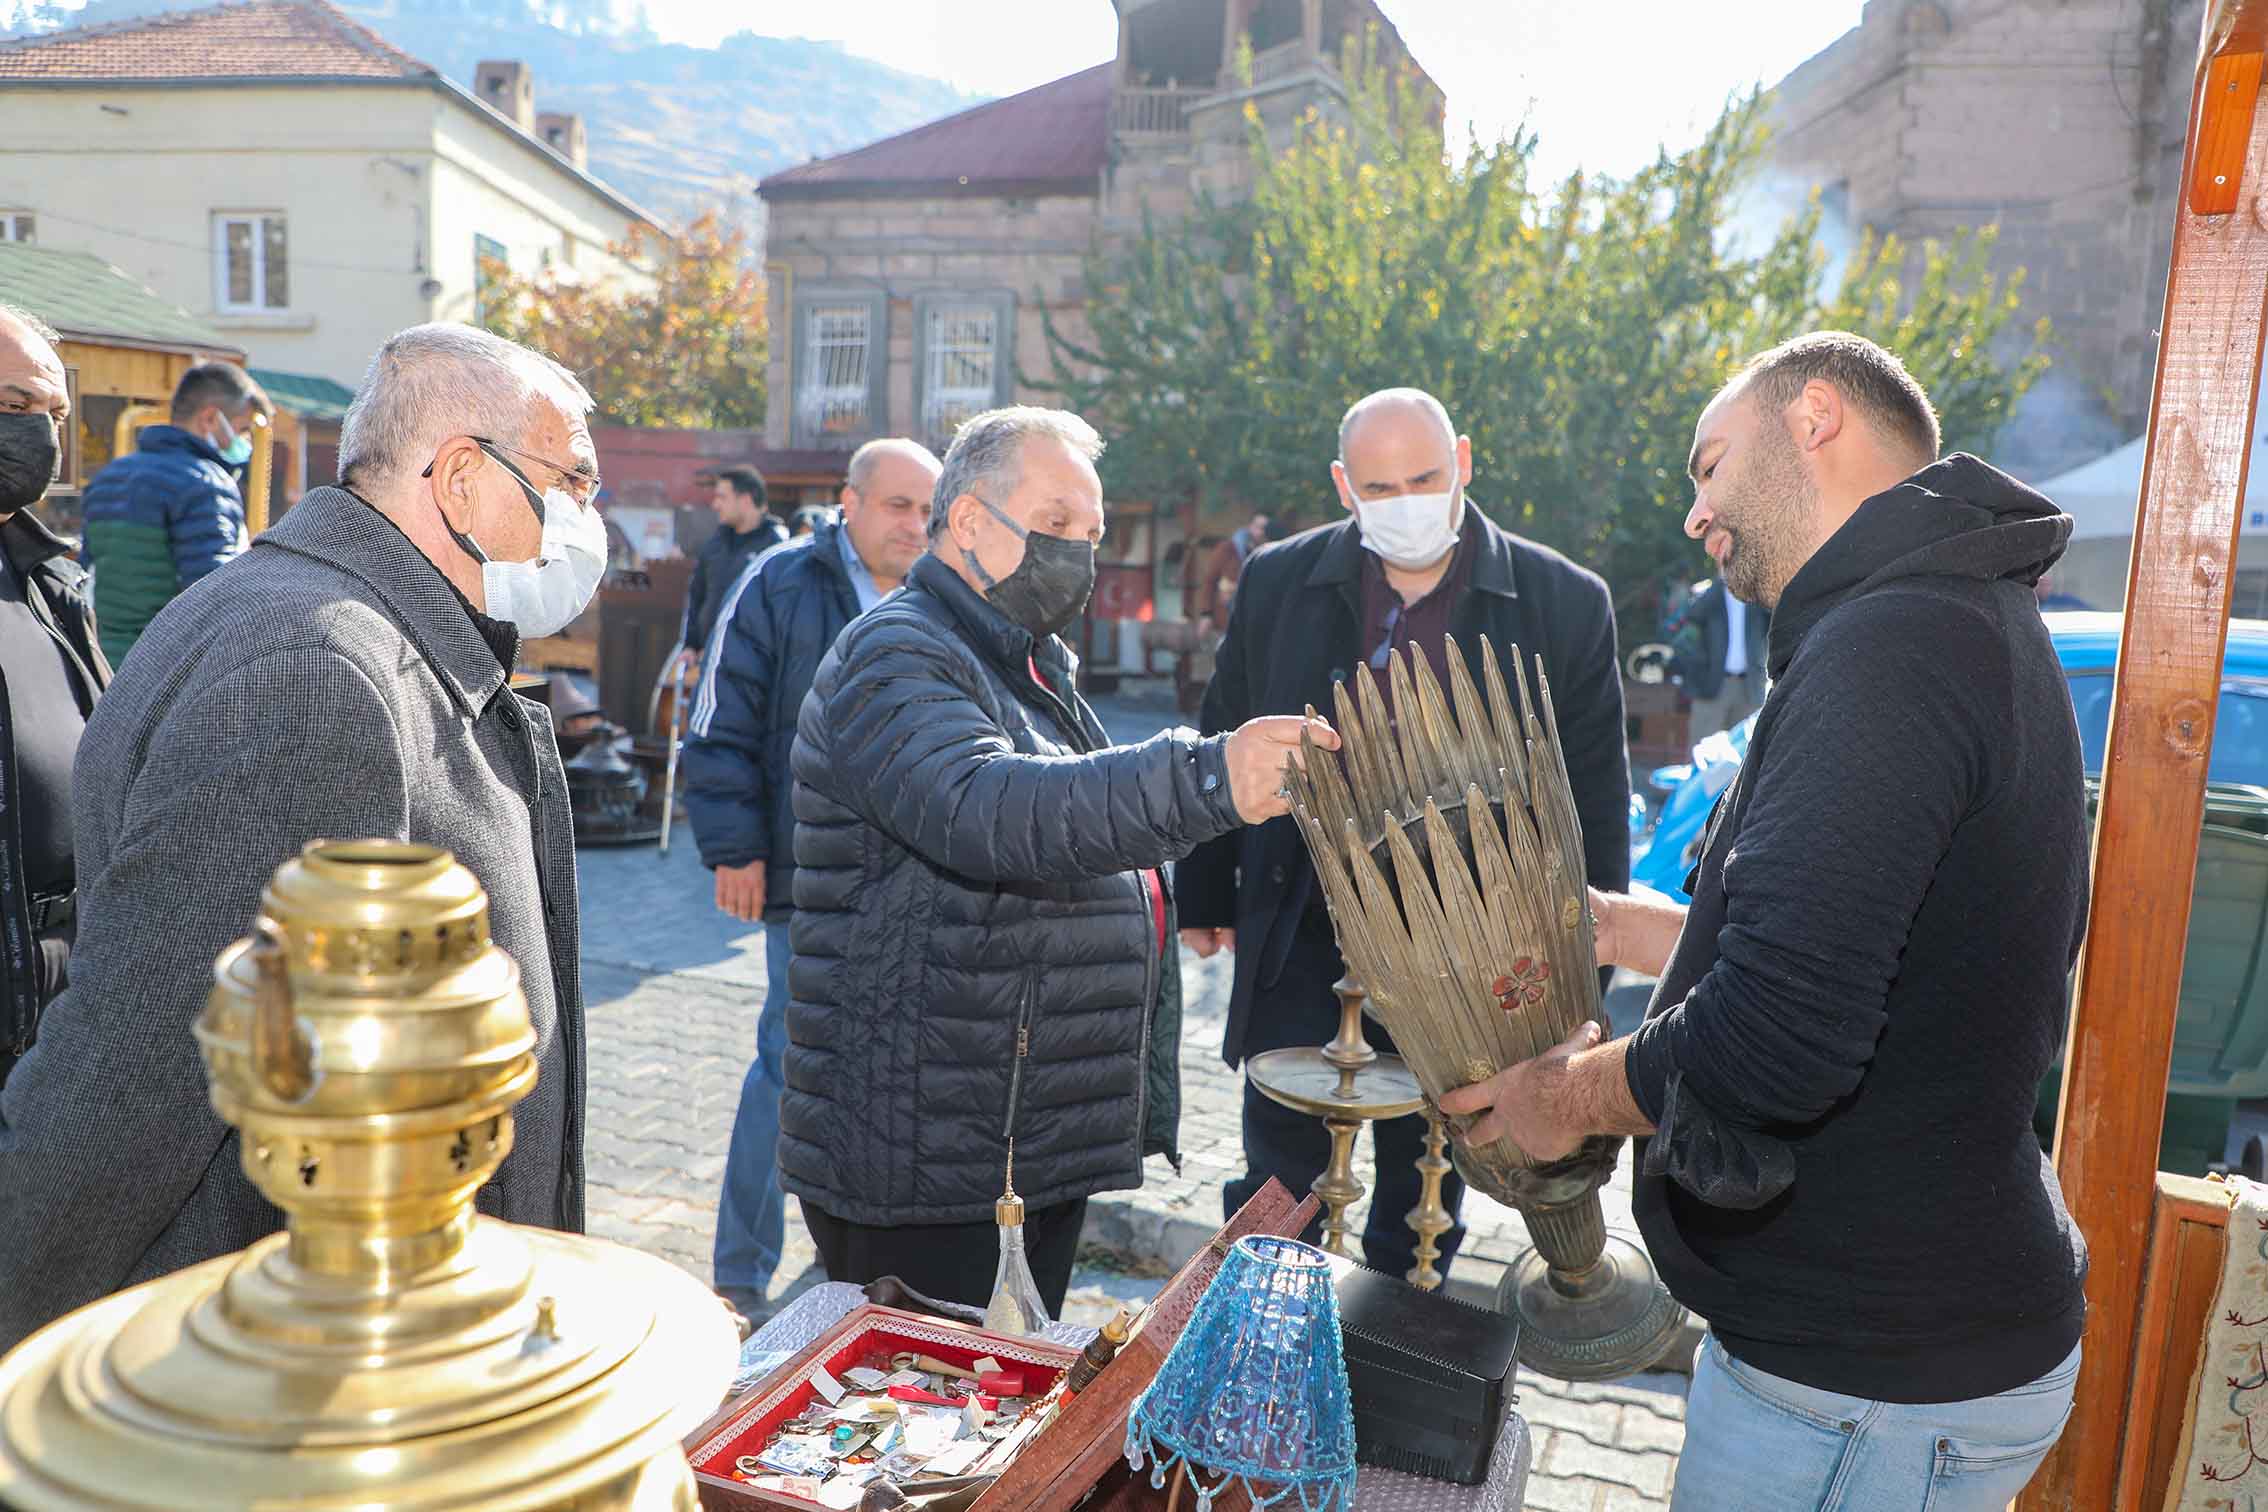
[681,520,860,922]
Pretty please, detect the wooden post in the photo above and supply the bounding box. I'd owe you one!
[2020,4,2268,1506]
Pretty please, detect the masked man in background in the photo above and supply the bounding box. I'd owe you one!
[1177,386,1630,1281]
[0,323,603,1351]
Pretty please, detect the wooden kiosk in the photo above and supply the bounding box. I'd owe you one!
[2021,2,2268,1504]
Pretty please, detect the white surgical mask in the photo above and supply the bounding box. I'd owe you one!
[444,443,609,637]
[1356,488,1460,570]
[481,488,607,636]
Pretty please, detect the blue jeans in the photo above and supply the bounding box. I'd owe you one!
[1670,1333,2080,1511]
[713,921,791,1301]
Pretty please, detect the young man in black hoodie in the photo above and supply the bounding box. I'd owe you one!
[1441,332,2089,1509]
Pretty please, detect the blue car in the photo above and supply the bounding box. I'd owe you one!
[1628,611,2268,1173]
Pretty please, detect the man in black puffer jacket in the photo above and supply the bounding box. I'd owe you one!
[787,406,1333,1310]
[682,437,939,1318]
[1441,334,2088,1510]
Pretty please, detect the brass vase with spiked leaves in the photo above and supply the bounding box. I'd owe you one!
[1284,635,1686,1382]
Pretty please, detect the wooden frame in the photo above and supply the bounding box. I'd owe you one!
[2021,3,2268,1505]
[2119,1174,2231,1508]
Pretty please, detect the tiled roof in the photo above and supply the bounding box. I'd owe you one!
[0,242,241,356]
[0,0,432,83]
[762,63,1112,200]
[247,366,356,422]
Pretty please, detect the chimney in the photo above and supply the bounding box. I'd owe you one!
[536,111,588,171]
[473,60,535,133]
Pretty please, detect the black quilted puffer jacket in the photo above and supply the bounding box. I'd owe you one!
[786,554,1244,1226]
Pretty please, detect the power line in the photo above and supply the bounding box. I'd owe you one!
[23,206,423,278]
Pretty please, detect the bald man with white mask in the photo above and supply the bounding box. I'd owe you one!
[1176,386,1631,1283]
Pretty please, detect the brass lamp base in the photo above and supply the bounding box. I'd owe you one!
[1496,1233,1688,1383]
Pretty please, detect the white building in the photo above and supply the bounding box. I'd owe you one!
[0,0,658,389]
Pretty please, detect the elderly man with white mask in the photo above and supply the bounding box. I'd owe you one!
[1176,386,1631,1283]
[0,323,605,1351]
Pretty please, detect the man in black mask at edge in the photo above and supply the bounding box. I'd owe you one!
[784,405,1338,1308]
[0,304,109,1088]
[1437,333,2088,1510]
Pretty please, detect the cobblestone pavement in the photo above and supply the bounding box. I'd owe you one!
[574,680,1687,1511]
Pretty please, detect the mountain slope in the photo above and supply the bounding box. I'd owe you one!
[0,0,984,234]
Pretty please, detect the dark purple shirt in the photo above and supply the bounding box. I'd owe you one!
[1358,529,1477,704]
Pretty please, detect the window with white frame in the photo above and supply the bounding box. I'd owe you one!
[797,302,873,438]
[921,304,999,452]
[0,213,32,244]
[212,213,289,313]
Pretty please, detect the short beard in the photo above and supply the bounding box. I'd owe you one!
[1719,426,1816,609]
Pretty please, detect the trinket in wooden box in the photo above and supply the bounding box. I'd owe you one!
[684,1180,1318,1512]
[684,1306,1075,1510]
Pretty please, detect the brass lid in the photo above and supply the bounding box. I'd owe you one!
[0,841,735,1510]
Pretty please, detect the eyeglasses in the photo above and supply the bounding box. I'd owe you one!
[422,434,601,507]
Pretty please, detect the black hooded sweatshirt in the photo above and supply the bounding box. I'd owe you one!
[1622,453,2090,1403]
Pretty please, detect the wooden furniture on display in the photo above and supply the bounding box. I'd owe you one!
[597,558,697,731]
[2019,3,2268,1506]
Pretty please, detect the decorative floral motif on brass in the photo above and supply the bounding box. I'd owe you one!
[1494,958,1552,1012]
[1463,1058,1496,1086]
[1561,896,1584,932]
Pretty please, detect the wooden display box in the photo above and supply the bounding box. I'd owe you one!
[684,1181,1317,1512]
[685,1305,1077,1509]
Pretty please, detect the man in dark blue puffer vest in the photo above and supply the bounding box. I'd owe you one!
[683,436,940,1320]
[786,406,1333,1311]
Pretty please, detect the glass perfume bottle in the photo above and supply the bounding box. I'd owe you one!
[983,1142,1052,1336]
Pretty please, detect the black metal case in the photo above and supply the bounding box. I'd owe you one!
[1332,1261,1521,1485]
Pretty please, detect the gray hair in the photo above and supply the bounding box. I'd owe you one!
[0,302,58,344]
[339,322,593,486]
[846,436,942,495]
[1338,386,1456,460]
[928,405,1104,540]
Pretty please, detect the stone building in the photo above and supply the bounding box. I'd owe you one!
[1761,0,2199,480]
[754,0,1435,678]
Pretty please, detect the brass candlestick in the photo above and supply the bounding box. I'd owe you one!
[1408,1107,1456,1291]
[0,840,737,1510]
[1247,973,1446,1278]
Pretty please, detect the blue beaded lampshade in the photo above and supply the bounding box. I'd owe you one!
[1123,1235,1357,1511]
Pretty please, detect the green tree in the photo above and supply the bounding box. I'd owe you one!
[1042,43,2046,602]
[479,209,767,429]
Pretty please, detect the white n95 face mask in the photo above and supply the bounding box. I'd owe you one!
[1357,489,1461,570]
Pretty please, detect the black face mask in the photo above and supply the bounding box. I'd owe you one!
[965,496,1096,640]
[0,413,59,514]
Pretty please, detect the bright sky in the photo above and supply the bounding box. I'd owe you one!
[688,0,1869,181]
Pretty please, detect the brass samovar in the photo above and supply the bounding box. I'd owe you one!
[0,840,736,1509]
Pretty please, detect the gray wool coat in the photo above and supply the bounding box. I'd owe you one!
[0,486,584,1351]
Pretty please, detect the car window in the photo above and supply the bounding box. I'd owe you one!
[2067,673,2268,787]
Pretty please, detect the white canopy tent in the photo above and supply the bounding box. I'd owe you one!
[2039,431,2268,611]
